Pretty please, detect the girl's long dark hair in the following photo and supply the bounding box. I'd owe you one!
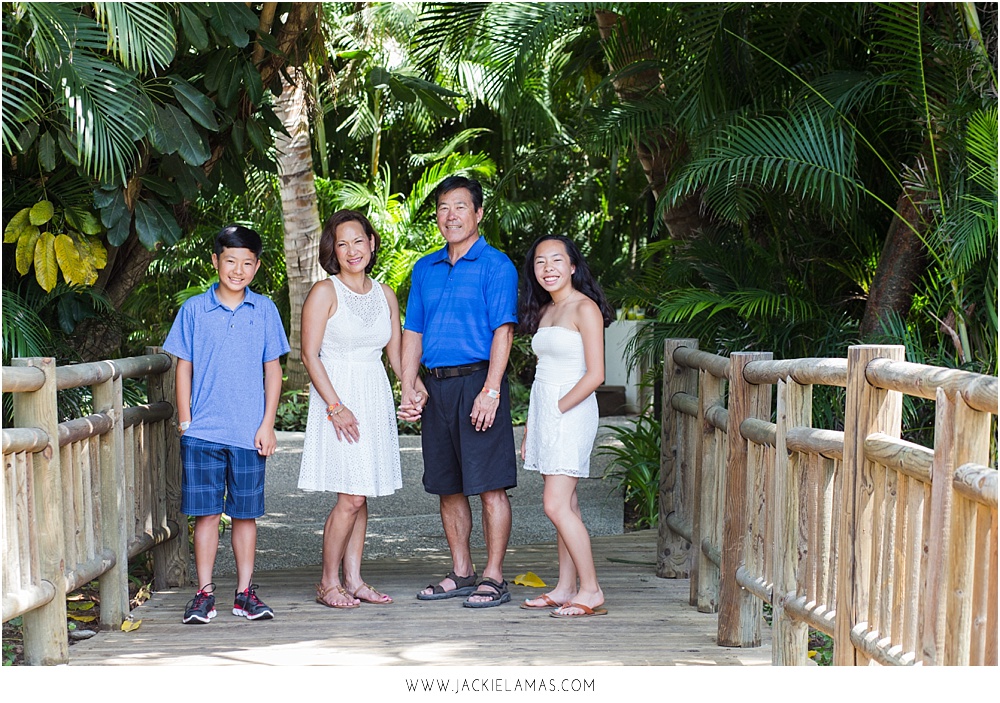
[518,235,615,335]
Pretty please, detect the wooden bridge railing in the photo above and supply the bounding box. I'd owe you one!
[2,347,186,665]
[658,341,997,666]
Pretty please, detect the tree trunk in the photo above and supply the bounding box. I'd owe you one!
[860,189,927,337]
[273,67,324,392]
[594,9,707,243]
[67,2,320,364]
[72,236,156,361]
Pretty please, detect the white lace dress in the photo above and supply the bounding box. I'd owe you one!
[297,276,402,496]
[522,326,599,478]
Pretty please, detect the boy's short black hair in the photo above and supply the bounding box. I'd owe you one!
[214,225,263,258]
[435,176,484,211]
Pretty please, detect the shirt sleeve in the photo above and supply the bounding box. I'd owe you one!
[162,301,195,361]
[262,299,291,362]
[403,260,426,334]
[486,255,519,331]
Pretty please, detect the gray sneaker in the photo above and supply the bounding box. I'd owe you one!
[233,584,274,620]
[182,584,217,624]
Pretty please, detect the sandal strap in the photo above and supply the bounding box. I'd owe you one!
[359,582,388,599]
[445,570,477,588]
[473,577,507,595]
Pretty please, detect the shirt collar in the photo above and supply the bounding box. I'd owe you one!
[205,283,258,311]
[431,236,487,265]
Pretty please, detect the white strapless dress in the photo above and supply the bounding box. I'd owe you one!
[522,326,599,478]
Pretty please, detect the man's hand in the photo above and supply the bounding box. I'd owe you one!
[470,392,499,431]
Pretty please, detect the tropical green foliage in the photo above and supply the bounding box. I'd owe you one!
[2,1,305,361]
[598,414,662,529]
[4,3,996,455]
[600,2,998,386]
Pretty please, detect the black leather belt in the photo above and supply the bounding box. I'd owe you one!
[428,361,489,379]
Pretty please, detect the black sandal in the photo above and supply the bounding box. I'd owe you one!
[416,570,478,600]
[462,577,511,608]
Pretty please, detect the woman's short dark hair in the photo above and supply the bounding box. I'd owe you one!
[318,210,381,275]
[518,235,615,335]
[215,225,263,257]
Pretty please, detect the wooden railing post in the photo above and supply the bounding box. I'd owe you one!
[13,357,69,665]
[148,348,188,588]
[658,339,697,578]
[772,377,811,664]
[694,367,725,612]
[92,363,129,626]
[921,387,992,665]
[718,351,772,647]
[834,344,904,665]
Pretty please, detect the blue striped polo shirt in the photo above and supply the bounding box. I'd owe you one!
[163,284,290,450]
[404,236,518,369]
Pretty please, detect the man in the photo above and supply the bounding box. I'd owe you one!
[398,176,519,608]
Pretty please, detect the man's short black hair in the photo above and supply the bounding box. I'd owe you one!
[435,176,483,211]
[214,225,263,258]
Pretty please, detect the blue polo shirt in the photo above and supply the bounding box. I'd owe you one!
[404,237,518,369]
[163,284,290,450]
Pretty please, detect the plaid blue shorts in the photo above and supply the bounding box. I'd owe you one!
[180,435,266,519]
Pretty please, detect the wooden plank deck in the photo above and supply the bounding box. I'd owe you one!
[68,530,771,667]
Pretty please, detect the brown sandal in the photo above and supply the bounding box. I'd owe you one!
[315,583,360,609]
[520,593,564,610]
[550,602,608,618]
[351,582,393,604]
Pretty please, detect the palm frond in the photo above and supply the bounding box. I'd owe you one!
[669,107,859,216]
[1,29,45,153]
[17,2,152,183]
[409,127,493,166]
[2,289,52,362]
[966,106,998,193]
[92,1,176,75]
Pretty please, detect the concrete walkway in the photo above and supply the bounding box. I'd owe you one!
[209,421,629,580]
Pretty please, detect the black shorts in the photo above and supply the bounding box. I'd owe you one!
[421,368,517,496]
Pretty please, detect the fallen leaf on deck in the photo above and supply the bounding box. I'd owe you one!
[121,619,142,632]
[512,572,546,587]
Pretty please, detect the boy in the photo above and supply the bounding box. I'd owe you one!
[163,225,290,624]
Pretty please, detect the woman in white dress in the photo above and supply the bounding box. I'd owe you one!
[298,210,426,608]
[518,235,614,618]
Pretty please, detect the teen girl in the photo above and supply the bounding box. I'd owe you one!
[518,235,614,618]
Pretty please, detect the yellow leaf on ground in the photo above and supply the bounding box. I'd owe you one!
[121,619,141,632]
[67,600,95,610]
[512,572,547,588]
[68,614,96,622]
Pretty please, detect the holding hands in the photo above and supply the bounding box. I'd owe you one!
[397,384,428,423]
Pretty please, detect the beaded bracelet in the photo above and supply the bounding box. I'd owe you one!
[326,402,344,419]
